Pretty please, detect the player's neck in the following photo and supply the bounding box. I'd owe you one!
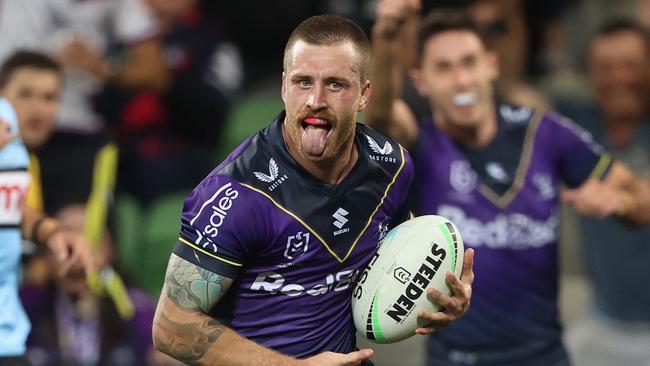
[434,108,497,148]
[282,125,359,185]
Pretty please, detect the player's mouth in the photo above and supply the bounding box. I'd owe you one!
[452,91,478,107]
[301,117,333,156]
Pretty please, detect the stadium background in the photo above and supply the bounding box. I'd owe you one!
[2,0,648,365]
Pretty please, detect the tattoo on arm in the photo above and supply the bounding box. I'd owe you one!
[156,312,224,362]
[166,254,228,313]
[155,254,233,363]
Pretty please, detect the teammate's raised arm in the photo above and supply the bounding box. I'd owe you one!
[365,0,420,150]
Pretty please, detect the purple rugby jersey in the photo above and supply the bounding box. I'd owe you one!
[413,103,612,365]
[173,111,414,358]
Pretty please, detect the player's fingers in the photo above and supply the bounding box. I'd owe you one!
[560,189,576,204]
[445,272,469,302]
[417,308,451,323]
[339,348,373,365]
[414,327,436,335]
[426,287,464,315]
[460,248,474,284]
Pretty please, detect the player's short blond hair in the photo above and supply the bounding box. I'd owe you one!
[283,14,371,82]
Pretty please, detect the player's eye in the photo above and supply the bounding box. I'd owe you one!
[330,81,343,90]
[299,80,311,88]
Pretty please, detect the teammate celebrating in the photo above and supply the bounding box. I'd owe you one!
[152,14,474,366]
[366,7,650,366]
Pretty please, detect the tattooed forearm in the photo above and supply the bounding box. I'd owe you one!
[166,253,228,313]
[153,255,234,363]
[155,311,225,363]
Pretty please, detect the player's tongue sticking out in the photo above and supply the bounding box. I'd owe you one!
[302,117,331,156]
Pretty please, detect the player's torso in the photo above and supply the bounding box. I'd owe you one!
[203,115,412,356]
[414,105,566,360]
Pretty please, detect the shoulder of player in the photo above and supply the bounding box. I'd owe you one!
[357,123,409,168]
[187,131,271,203]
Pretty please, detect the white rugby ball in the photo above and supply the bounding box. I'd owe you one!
[352,215,464,343]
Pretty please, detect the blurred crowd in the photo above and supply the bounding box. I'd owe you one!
[1,0,649,365]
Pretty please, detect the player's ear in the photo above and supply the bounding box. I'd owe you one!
[486,50,500,81]
[358,80,371,111]
[281,71,287,103]
[409,68,429,97]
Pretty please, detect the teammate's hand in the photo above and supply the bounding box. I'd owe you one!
[302,348,373,366]
[374,0,421,38]
[416,248,474,335]
[0,118,16,149]
[57,37,105,78]
[562,179,628,219]
[46,228,94,277]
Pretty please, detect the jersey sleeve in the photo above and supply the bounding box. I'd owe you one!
[173,175,265,278]
[547,112,613,188]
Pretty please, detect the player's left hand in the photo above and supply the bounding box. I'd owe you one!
[46,228,94,277]
[561,179,628,219]
[415,248,474,335]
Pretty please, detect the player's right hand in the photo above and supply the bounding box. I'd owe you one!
[302,348,373,366]
[374,0,421,38]
[0,118,16,149]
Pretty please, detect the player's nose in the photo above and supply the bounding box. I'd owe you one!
[306,85,328,110]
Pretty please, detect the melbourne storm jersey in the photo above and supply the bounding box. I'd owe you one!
[413,103,612,365]
[173,112,413,358]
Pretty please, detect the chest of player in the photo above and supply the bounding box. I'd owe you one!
[413,126,561,250]
[239,198,396,298]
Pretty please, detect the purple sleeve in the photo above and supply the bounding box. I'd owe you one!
[173,175,266,277]
[546,112,613,188]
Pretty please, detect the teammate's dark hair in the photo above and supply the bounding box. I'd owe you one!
[284,14,371,81]
[0,50,61,88]
[592,19,650,56]
[416,9,486,64]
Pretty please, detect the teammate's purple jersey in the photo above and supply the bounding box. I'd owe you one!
[413,104,612,364]
[173,112,413,358]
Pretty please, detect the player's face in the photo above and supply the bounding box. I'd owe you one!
[0,67,61,150]
[282,40,370,162]
[413,30,498,129]
[590,31,650,121]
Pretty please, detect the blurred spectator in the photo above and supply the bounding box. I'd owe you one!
[20,204,168,366]
[557,19,650,365]
[0,55,92,365]
[0,0,169,215]
[104,0,243,204]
